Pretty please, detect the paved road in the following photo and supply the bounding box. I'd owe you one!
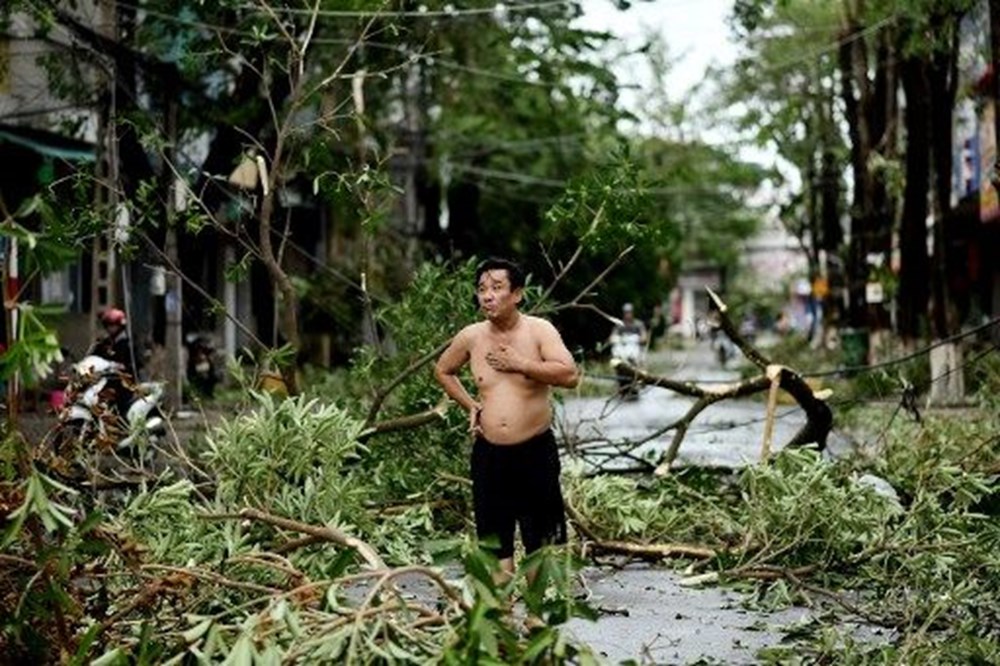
[565,566,814,665]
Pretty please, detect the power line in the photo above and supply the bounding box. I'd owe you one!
[234,1,574,19]
[730,14,898,80]
[108,0,895,103]
[449,161,755,196]
[109,0,572,26]
[98,2,588,92]
[804,315,1000,379]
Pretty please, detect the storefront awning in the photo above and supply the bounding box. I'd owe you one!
[0,123,95,162]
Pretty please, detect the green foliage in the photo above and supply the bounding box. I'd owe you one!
[1,196,82,273]
[115,540,596,664]
[205,392,366,523]
[0,303,65,388]
[967,339,1000,399]
[751,413,1000,658]
[118,478,208,562]
[634,137,765,271]
[564,470,742,546]
[718,0,846,276]
[0,186,92,402]
[568,403,1000,660]
[111,448,598,662]
[334,259,478,502]
[443,545,599,665]
[543,150,660,250]
[1,469,78,547]
[737,448,900,569]
[875,411,999,507]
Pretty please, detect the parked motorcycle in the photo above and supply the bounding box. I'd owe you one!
[39,355,166,489]
[610,329,644,400]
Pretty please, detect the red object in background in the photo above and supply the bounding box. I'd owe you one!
[49,390,66,412]
[4,275,18,302]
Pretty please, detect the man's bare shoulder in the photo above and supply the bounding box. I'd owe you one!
[456,321,489,341]
[524,315,558,333]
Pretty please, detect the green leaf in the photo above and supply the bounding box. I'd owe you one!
[181,618,213,644]
[90,647,126,666]
[521,627,556,661]
[68,623,102,665]
[223,633,254,666]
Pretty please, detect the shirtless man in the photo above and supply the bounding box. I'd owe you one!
[434,258,579,574]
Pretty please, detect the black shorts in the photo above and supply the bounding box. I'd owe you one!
[471,429,567,559]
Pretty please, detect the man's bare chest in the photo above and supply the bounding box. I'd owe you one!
[469,333,539,387]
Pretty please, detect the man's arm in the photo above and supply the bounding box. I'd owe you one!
[433,328,480,413]
[487,319,579,388]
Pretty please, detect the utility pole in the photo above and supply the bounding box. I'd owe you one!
[92,0,117,343]
[163,89,183,409]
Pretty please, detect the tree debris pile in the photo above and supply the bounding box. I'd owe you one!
[1,388,599,663]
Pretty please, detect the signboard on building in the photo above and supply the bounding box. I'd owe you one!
[980,101,1000,223]
[0,40,9,93]
[865,282,885,304]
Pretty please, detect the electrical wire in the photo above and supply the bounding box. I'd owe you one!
[231,0,575,19]
[804,315,1000,379]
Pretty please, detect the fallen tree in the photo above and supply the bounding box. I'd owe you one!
[611,288,834,473]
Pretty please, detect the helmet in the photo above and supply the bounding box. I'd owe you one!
[100,307,127,326]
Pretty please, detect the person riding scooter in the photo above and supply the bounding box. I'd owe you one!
[89,307,141,417]
[91,308,139,379]
[43,308,164,487]
[609,303,647,400]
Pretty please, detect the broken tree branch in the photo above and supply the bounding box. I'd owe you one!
[565,501,717,561]
[358,399,450,442]
[705,287,833,450]
[203,507,385,570]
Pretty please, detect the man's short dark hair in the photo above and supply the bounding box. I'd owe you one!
[475,258,525,290]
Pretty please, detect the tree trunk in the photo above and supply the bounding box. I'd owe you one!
[258,177,302,396]
[804,149,821,280]
[819,146,842,253]
[871,32,897,259]
[163,89,184,409]
[928,37,959,340]
[838,16,875,328]
[927,25,964,404]
[898,55,931,342]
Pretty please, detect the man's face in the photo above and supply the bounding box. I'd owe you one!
[476,269,522,319]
